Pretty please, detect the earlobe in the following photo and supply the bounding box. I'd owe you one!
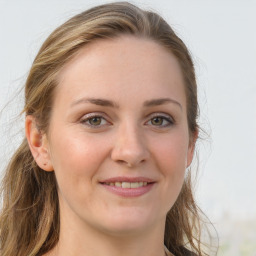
[25,115,53,172]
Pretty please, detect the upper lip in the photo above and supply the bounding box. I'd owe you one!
[100,176,155,183]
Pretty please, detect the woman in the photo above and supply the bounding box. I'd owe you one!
[0,2,211,256]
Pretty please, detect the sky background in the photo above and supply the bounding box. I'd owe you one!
[0,0,255,223]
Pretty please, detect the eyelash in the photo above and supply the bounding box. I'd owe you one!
[80,113,174,129]
[80,113,109,128]
[146,114,174,128]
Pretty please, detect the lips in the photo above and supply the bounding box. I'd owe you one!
[99,176,155,197]
[100,176,155,183]
[102,181,149,188]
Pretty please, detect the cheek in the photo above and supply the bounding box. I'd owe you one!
[151,131,189,192]
[48,131,111,214]
[154,132,189,170]
[48,130,110,187]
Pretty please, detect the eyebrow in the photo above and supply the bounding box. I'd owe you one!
[71,97,182,110]
[71,98,119,108]
[143,98,182,109]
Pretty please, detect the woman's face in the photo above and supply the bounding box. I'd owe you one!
[45,36,196,236]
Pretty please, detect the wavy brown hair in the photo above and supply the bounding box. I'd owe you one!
[0,2,211,256]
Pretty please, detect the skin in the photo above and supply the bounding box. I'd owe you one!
[26,36,196,256]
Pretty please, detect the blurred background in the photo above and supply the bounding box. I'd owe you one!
[0,0,255,255]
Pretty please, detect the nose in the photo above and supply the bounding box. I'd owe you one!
[111,123,150,168]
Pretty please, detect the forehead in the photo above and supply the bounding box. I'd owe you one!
[60,35,181,73]
[55,36,186,107]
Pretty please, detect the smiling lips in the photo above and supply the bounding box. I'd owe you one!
[100,177,155,197]
[103,181,149,188]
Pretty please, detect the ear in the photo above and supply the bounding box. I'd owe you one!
[25,115,53,172]
[186,129,199,168]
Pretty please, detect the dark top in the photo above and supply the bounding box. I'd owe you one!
[166,246,197,256]
[180,247,197,256]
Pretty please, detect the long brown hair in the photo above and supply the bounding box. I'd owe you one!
[0,2,211,256]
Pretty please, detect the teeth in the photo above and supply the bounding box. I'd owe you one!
[104,181,148,188]
[122,182,131,188]
[115,182,122,187]
[131,182,139,188]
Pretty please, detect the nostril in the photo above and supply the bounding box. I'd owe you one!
[111,140,150,168]
[116,160,133,167]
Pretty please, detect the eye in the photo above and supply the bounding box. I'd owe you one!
[146,114,174,128]
[88,116,105,126]
[80,113,109,128]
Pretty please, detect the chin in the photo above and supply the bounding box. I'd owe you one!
[100,222,150,237]
[98,208,159,236]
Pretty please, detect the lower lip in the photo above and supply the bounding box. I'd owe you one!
[101,183,155,197]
